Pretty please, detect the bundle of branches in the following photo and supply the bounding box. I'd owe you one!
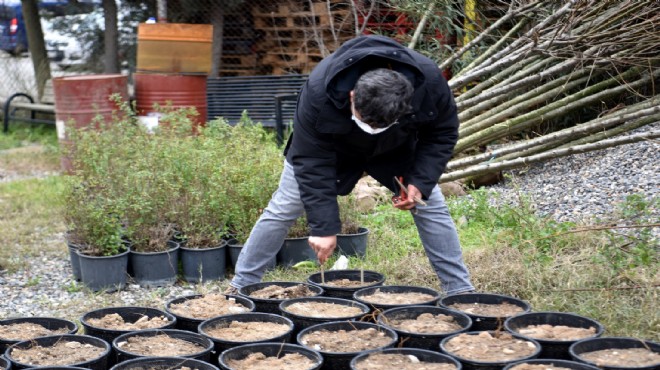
[434,0,659,184]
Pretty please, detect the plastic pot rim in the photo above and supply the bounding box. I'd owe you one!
[350,347,462,368]
[279,296,370,320]
[238,282,324,303]
[504,311,605,344]
[111,328,214,357]
[81,306,177,333]
[6,334,111,368]
[377,305,473,337]
[296,321,398,355]
[198,312,294,344]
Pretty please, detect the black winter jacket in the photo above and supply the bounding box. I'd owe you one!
[284,35,459,236]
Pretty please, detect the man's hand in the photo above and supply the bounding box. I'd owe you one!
[308,235,337,264]
[392,183,423,211]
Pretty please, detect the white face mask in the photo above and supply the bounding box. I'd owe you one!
[352,114,392,135]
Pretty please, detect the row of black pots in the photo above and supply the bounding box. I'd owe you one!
[5,321,657,370]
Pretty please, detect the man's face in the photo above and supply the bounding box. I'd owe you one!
[349,91,398,135]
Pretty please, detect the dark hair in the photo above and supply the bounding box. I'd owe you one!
[352,68,413,128]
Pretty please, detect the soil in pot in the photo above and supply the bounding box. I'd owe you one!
[219,343,323,370]
[198,313,294,356]
[504,359,601,370]
[109,356,220,370]
[570,337,660,370]
[353,286,440,315]
[81,306,176,343]
[440,293,531,331]
[280,297,370,337]
[0,317,79,353]
[440,331,540,369]
[239,282,323,314]
[6,334,110,370]
[351,348,460,370]
[113,329,213,363]
[307,270,385,300]
[166,294,255,331]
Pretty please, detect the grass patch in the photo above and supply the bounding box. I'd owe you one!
[0,121,58,150]
[0,175,67,272]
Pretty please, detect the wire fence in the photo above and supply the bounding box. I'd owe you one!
[1,0,507,103]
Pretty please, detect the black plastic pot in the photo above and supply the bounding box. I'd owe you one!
[128,240,180,288]
[23,367,90,370]
[504,311,604,360]
[198,313,294,359]
[377,305,472,350]
[297,321,398,370]
[439,292,532,331]
[277,237,316,267]
[180,240,227,283]
[0,355,11,370]
[109,356,220,370]
[353,285,441,315]
[350,347,462,370]
[503,359,601,370]
[218,343,323,370]
[5,334,110,370]
[440,331,541,370]
[80,306,177,344]
[238,281,324,315]
[280,297,370,337]
[569,337,660,370]
[165,294,255,332]
[226,240,276,271]
[66,241,82,281]
[112,329,214,364]
[336,228,369,257]
[77,249,130,292]
[0,317,79,354]
[307,270,385,300]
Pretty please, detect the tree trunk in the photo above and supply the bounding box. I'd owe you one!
[102,0,120,73]
[21,0,50,101]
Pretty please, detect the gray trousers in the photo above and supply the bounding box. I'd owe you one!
[231,161,474,294]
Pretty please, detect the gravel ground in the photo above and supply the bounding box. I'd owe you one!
[0,124,657,320]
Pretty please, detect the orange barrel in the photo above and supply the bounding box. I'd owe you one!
[52,74,129,173]
[134,73,207,127]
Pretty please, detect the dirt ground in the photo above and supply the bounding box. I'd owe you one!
[299,327,393,353]
[8,339,106,366]
[203,320,290,342]
[167,294,252,319]
[443,331,538,362]
[225,352,317,370]
[0,322,71,341]
[283,301,364,318]
[354,353,458,370]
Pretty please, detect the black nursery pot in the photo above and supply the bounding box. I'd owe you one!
[307,269,385,300]
[297,321,398,370]
[353,285,441,315]
[165,294,256,332]
[377,305,472,350]
[279,297,370,337]
[504,311,604,360]
[81,306,177,344]
[218,343,323,370]
[0,355,11,370]
[569,337,660,370]
[0,317,79,354]
[439,292,532,331]
[350,347,462,370]
[238,281,324,314]
[112,329,214,364]
[198,313,294,359]
[440,331,541,370]
[109,356,220,370]
[5,334,110,370]
[503,359,601,370]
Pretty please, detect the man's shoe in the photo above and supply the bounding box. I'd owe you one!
[224,286,239,295]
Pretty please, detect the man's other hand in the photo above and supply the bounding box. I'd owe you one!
[308,235,337,264]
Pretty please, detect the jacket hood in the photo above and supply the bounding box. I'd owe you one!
[324,35,426,108]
